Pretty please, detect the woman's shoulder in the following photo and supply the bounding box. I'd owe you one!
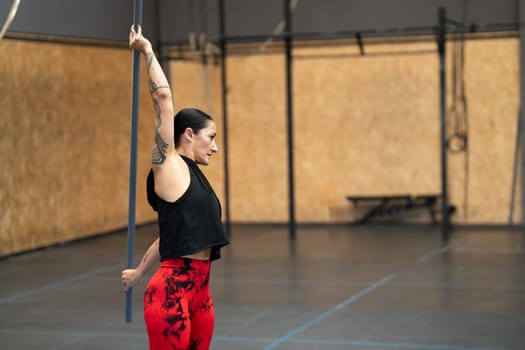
[152,155,191,202]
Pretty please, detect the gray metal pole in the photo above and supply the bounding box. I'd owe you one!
[438,7,450,244]
[284,0,296,240]
[126,0,143,323]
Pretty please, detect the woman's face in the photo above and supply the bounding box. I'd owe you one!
[193,121,218,166]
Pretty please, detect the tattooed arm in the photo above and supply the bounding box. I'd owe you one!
[121,238,160,292]
[128,26,188,204]
[129,25,174,166]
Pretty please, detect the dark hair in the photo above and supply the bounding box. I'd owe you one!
[174,108,214,147]
[147,108,214,211]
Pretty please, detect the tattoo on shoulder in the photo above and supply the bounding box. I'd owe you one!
[152,130,169,165]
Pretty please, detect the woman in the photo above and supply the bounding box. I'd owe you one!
[121,25,230,350]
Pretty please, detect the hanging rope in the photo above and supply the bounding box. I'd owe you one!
[190,0,218,114]
[446,0,470,219]
[256,0,299,53]
[200,0,215,114]
[447,33,468,152]
[0,0,21,40]
[509,107,521,224]
[188,0,197,50]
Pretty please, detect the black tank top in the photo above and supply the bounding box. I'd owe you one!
[147,155,230,261]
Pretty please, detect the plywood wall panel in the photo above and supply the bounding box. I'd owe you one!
[222,39,519,224]
[0,40,157,256]
[449,39,519,223]
[294,43,441,222]
[226,54,289,222]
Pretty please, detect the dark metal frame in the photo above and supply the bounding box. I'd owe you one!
[284,0,296,240]
[438,7,450,244]
[214,5,460,243]
[218,0,231,236]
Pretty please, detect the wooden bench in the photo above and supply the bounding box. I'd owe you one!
[346,194,441,224]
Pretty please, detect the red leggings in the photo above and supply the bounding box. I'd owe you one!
[144,258,214,350]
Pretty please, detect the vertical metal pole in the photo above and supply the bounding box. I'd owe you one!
[219,0,231,235]
[519,0,525,224]
[126,0,143,323]
[438,7,450,244]
[284,0,296,240]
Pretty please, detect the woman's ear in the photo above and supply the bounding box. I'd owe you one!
[183,127,193,142]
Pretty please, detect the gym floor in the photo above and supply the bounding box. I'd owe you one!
[1,223,524,350]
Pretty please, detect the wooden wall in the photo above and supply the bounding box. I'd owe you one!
[0,37,519,256]
[224,38,519,224]
[0,40,157,256]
